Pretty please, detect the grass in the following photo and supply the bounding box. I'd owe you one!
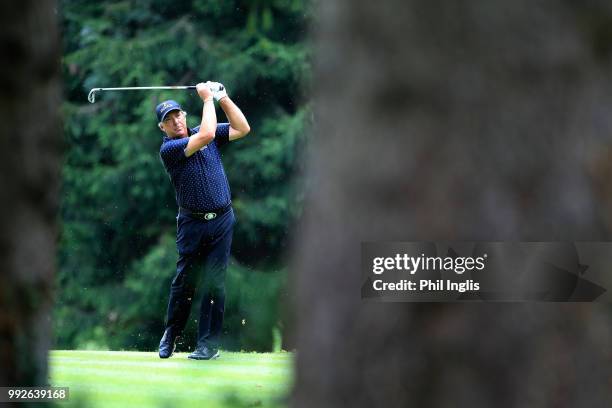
[49,350,294,408]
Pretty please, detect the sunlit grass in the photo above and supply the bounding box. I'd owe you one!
[49,350,293,407]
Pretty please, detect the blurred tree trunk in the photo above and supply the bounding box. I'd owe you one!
[0,0,61,392]
[293,1,612,406]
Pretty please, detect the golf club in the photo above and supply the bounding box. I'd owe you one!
[87,83,224,103]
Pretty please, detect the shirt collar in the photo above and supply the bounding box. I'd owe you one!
[163,127,194,142]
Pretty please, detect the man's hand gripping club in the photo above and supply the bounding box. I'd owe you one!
[184,82,217,157]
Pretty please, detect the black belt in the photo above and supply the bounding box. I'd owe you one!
[179,203,231,221]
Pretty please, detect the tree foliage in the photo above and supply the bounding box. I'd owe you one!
[57,0,311,351]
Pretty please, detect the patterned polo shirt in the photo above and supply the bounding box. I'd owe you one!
[159,123,231,211]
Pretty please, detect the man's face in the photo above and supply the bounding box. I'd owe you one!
[160,110,188,138]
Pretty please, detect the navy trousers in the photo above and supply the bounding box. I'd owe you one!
[164,208,234,349]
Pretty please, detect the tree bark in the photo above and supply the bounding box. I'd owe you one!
[0,0,61,394]
[293,1,612,406]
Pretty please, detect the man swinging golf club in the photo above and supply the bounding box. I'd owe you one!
[157,81,250,360]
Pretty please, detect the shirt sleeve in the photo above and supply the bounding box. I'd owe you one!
[159,138,189,168]
[215,123,231,148]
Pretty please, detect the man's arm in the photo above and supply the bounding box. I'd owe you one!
[218,96,251,141]
[185,82,217,157]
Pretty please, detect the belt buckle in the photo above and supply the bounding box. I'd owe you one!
[204,212,217,220]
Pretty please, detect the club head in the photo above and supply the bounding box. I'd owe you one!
[87,88,99,103]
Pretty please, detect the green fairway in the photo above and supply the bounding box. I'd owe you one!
[49,350,293,408]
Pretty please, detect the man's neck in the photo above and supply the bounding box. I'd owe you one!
[166,129,191,139]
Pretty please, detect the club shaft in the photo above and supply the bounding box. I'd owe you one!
[87,84,224,103]
[94,86,196,91]
[87,85,196,103]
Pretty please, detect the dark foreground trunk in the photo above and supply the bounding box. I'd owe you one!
[293,1,612,406]
[0,0,61,394]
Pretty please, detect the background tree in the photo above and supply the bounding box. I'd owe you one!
[0,0,61,393]
[293,0,612,406]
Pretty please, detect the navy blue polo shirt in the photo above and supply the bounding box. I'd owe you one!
[159,123,231,211]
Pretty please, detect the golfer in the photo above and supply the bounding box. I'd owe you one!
[156,81,250,360]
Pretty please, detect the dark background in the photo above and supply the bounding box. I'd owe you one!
[293,1,612,406]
